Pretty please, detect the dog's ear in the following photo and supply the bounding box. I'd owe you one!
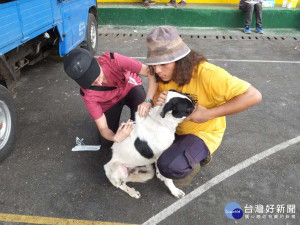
[161,98,195,119]
[160,100,176,118]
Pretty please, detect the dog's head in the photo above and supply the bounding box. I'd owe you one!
[160,90,195,120]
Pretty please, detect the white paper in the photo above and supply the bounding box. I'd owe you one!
[72,145,101,151]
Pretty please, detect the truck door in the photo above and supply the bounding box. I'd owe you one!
[59,0,90,55]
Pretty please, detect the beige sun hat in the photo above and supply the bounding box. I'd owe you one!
[146,26,191,65]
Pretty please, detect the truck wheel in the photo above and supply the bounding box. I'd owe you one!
[0,85,16,162]
[83,13,98,56]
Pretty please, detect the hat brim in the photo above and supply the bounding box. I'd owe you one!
[75,58,100,89]
[146,49,191,65]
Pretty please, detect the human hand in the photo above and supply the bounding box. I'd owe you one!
[113,119,133,142]
[185,104,212,123]
[154,91,168,106]
[138,101,152,117]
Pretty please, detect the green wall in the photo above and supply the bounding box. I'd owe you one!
[98,4,300,28]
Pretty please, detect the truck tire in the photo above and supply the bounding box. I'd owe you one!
[0,85,16,162]
[83,13,98,56]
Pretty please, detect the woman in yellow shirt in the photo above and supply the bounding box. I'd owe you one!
[146,26,262,188]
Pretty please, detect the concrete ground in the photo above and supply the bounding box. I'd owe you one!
[0,27,299,225]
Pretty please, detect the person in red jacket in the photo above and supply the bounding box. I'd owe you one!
[64,48,157,147]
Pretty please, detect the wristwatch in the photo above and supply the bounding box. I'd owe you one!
[145,98,154,106]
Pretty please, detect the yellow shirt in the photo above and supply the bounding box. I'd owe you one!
[156,61,251,154]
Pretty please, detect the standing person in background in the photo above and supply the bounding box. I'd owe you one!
[165,0,187,8]
[64,48,157,148]
[142,0,156,7]
[239,0,263,34]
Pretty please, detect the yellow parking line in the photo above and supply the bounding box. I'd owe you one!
[0,213,138,225]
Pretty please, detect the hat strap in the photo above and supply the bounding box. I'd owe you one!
[88,86,117,91]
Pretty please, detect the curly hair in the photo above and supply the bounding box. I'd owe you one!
[149,50,207,86]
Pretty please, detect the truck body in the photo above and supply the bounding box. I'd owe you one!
[0,0,98,161]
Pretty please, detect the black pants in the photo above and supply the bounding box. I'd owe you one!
[99,85,146,147]
[157,134,209,179]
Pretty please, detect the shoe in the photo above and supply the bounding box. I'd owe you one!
[200,153,212,167]
[176,0,187,7]
[244,26,251,34]
[142,0,150,7]
[173,163,200,188]
[148,0,156,4]
[165,0,176,6]
[255,26,263,34]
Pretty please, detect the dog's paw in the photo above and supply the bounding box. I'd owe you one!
[128,187,141,199]
[156,171,164,181]
[171,188,185,199]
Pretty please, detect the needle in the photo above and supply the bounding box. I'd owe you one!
[120,121,136,126]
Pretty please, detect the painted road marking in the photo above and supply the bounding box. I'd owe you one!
[142,136,300,225]
[0,213,137,225]
[208,59,300,63]
[131,57,300,64]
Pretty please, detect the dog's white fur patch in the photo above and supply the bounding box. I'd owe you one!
[166,90,190,103]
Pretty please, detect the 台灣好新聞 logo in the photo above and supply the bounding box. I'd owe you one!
[225,202,243,219]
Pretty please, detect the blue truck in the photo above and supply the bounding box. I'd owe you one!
[0,0,99,161]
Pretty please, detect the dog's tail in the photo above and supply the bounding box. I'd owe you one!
[126,165,154,183]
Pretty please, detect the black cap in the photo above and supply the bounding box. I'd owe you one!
[64,48,100,89]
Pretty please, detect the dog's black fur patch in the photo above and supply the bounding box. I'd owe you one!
[134,138,154,159]
[160,97,195,118]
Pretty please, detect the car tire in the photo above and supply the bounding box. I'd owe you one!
[0,85,16,162]
[82,13,98,56]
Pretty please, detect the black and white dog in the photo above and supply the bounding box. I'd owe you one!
[104,90,195,198]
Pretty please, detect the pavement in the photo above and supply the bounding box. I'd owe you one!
[98,25,300,36]
[0,27,299,225]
